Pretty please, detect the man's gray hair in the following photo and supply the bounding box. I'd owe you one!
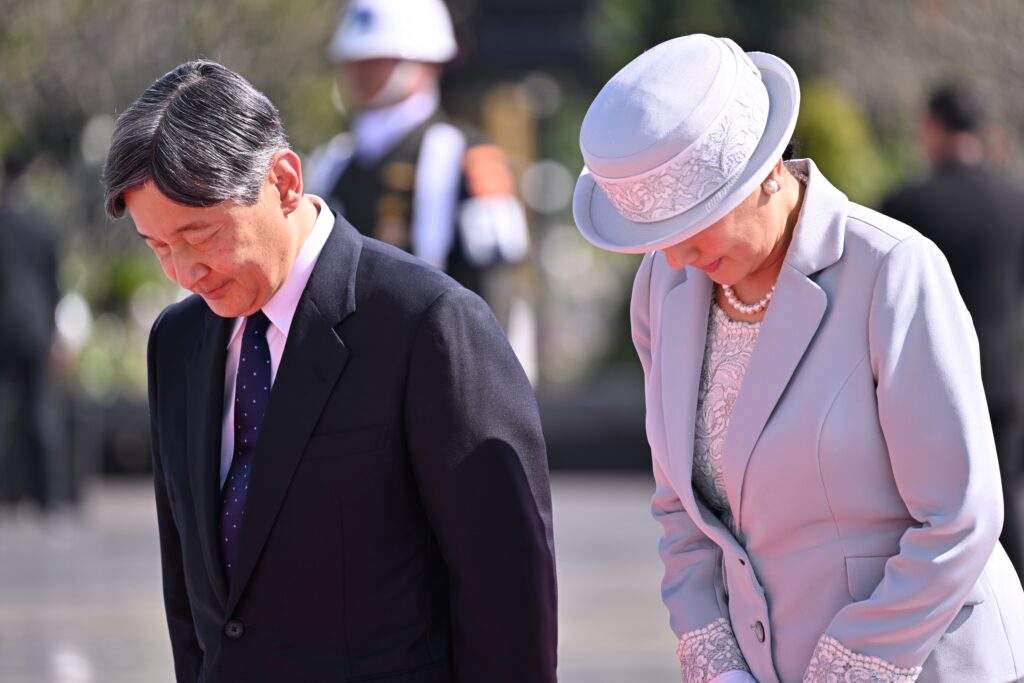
[102,60,289,218]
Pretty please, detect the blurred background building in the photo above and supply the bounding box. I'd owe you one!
[2,0,1024,679]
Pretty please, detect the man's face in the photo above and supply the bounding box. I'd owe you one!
[339,59,438,110]
[125,180,293,318]
[341,58,402,108]
[920,114,949,166]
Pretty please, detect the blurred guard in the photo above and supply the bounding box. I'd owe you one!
[306,0,535,377]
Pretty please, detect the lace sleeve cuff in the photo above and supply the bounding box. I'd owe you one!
[803,634,922,682]
[677,617,751,683]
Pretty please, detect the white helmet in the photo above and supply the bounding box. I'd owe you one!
[328,0,458,64]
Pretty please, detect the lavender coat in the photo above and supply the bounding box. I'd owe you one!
[631,159,1024,682]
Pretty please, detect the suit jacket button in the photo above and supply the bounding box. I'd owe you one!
[224,620,244,639]
[753,621,765,643]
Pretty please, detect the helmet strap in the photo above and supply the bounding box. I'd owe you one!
[367,61,432,109]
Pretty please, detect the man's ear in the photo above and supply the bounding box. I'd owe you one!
[268,150,304,214]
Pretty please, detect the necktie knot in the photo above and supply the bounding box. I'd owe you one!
[245,310,271,337]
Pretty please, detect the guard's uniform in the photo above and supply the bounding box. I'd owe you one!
[313,0,537,380]
[306,112,529,298]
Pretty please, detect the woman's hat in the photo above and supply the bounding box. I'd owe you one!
[573,34,800,253]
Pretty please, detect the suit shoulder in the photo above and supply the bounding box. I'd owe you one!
[150,293,211,346]
[355,235,465,313]
[845,202,924,254]
[831,203,950,290]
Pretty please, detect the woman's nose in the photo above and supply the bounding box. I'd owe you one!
[662,243,698,270]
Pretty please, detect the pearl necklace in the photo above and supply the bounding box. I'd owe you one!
[721,283,775,315]
[713,161,801,316]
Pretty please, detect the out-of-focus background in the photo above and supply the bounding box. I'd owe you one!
[2,1,1024,681]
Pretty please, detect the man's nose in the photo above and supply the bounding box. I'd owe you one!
[172,251,210,291]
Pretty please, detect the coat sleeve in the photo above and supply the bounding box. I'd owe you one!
[632,255,751,683]
[806,235,1003,680]
[403,286,557,683]
[148,312,203,683]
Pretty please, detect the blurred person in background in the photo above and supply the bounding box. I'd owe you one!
[882,83,1024,581]
[573,34,1024,682]
[103,60,556,683]
[0,142,71,516]
[305,0,537,379]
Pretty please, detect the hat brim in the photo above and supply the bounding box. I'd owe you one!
[573,51,800,254]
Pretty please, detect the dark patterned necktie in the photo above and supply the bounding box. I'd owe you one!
[220,311,272,579]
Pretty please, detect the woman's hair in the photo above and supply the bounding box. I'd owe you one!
[782,138,799,161]
[102,60,289,218]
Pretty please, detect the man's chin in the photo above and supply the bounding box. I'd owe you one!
[203,296,245,319]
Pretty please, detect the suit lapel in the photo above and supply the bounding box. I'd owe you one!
[226,217,362,612]
[187,310,233,606]
[720,265,826,524]
[658,269,720,523]
[721,159,847,525]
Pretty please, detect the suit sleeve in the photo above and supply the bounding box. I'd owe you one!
[632,255,751,683]
[148,312,203,683]
[806,235,1003,680]
[404,287,557,683]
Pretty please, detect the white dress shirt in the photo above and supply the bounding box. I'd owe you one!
[219,196,335,487]
[352,88,439,164]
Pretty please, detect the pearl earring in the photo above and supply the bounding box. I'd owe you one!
[763,178,780,195]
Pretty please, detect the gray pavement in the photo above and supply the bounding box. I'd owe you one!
[0,473,679,682]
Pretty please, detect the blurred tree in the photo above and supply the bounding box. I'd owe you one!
[787,0,1024,185]
[0,0,342,168]
[793,81,887,205]
[587,0,816,79]
[0,0,346,400]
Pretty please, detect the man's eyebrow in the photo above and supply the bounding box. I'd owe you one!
[137,222,210,241]
[173,221,213,235]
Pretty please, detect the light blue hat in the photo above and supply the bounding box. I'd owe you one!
[573,34,800,253]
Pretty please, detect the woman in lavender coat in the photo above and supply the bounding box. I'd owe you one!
[573,34,1024,682]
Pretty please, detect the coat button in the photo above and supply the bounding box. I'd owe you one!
[753,621,765,643]
[224,620,244,639]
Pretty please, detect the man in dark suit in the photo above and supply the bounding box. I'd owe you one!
[882,83,1024,579]
[102,60,556,683]
[0,146,69,513]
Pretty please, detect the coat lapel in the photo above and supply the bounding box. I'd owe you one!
[721,159,847,525]
[226,217,361,612]
[719,265,826,524]
[187,309,233,606]
[658,268,722,524]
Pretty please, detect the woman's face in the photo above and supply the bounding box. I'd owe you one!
[660,185,781,285]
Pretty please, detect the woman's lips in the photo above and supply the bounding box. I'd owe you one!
[698,258,721,273]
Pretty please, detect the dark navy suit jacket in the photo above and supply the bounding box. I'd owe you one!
[147,213,557,682]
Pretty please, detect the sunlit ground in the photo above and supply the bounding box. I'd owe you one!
[0,473,679,683]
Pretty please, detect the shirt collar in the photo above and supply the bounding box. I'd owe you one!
[352,88,439,163]
[226,195,335,347]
